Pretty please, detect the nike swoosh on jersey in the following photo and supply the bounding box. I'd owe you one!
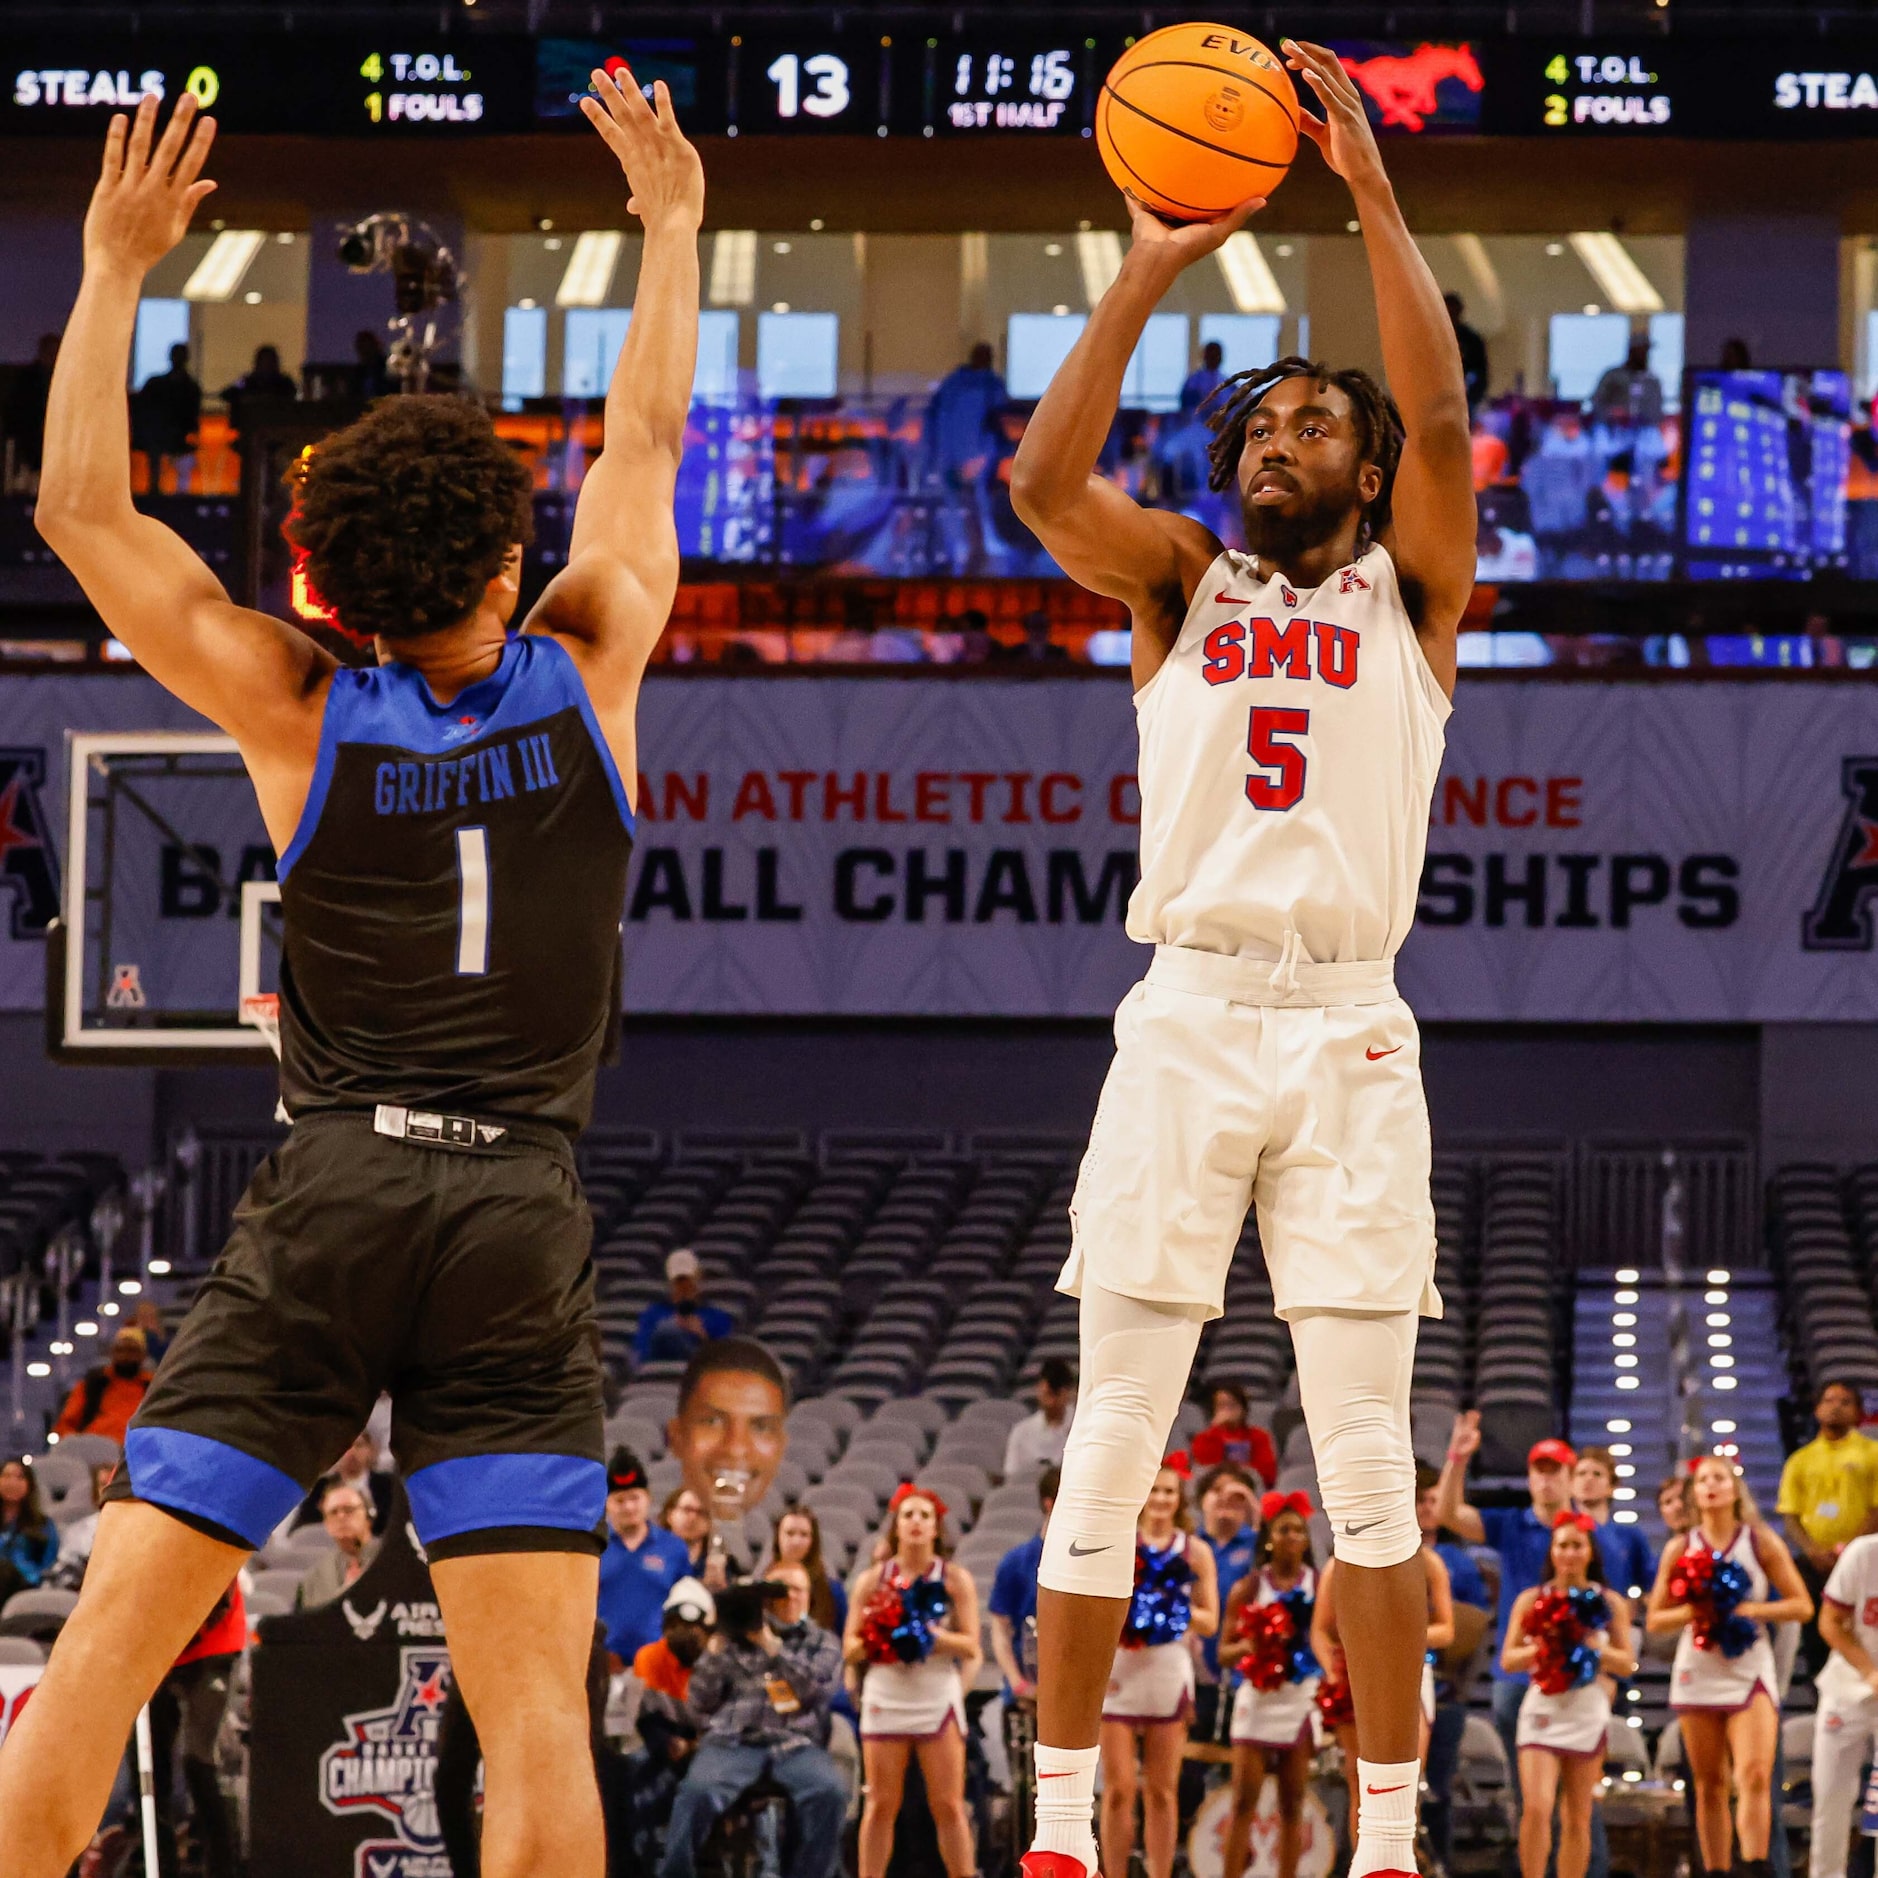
[1213,590,1261,606]
[1066,1541,1112,1557]
[1365,1045,1403,1060]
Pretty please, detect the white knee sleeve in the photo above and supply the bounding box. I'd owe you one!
[1290,1309,1419,1569]
[1039,1285,1205,1600]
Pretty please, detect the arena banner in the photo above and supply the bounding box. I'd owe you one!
[2,673,1878,1024]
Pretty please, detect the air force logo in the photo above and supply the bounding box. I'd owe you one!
[1804,757,1878,951]
[320,1646,456,1878]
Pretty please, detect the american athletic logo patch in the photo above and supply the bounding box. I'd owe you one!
[1803,756,1878,951]
[320,1646,454,1877]
[0,748,58,939]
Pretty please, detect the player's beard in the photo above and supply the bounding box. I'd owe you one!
[1239,472,1365,568]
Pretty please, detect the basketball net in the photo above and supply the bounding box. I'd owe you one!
[239,993,282,1061]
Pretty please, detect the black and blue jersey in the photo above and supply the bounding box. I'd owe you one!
[276,632,634,1133]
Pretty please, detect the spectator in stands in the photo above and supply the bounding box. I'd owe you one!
[1179,340,1227,416]
[291,1427,396,1536]
[1649,1456,1811,1878]
[989,1464,1058,1702]
[1658,1474,1693,1537]
[353,329,394,402]
[130,1297,169,1367]
[636,1248,735,1366]
[763,1506,846,1633]
[666,1338,790,1569]
[219,342,296,445]
[925,342,1006,487]
[1590,333,1664,430]
[1436,1413,1599,1866]
[663,1485,724,1586]
[1573,1445,1656,1601]
[622,1582,712,1875]
[50,1464,112,1590]
[131,343,201,491]
[663,1577,848,1878]
[633,1575,715,1704]
[1189,1384,1280,1487]
[1417,1464,1492,1874]
[1003,1358,1077,1479]
[1195,1461,1262,1745]
[846,1488,981,1878]
[3,333,59,482]
[52,1326,150,1444]
[1780,1380,1878,1677]
[600,1449,693,1667]
[0,1458,58,1599]
[1445,292,1490,417]
[295,1481,380,1608]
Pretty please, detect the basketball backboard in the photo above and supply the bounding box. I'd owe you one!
[52,733,281,1061]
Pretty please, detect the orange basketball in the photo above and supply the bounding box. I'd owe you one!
[1097,24,1300,222]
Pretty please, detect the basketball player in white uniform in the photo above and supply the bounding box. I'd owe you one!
[1007,41,1474,1878]
[1814,1533,1878,1878]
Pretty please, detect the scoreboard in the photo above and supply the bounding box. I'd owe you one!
[4,30,1878,139]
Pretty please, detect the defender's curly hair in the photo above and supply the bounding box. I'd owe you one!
[1202,355,1405,540]
[285,396,534,641]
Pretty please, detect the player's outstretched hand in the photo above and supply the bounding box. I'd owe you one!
[86,91,217,278]
[582,66,705,235]
[1283,39,1386,195]
[1121,189,1264,277]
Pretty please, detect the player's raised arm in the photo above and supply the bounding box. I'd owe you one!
[1285,38,1475,693]
[36,93,333,792]
[526,66,703,696]
[1009,195,1259,672]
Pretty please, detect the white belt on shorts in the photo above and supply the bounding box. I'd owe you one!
[1146,942,1397,1009]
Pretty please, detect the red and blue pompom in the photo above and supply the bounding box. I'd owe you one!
[1236,1588,1319,1692]
[1122,1539,1195,1649]
[1668,1548,1757,1659]
[859,1576,950,1666]
[1527,1584,1607,1695]
[1316,1674,1354,1729]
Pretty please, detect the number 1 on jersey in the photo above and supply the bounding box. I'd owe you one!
[1245,706,1310,811]
[456,826,490,974]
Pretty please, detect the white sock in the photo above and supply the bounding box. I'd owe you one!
[1031,1743,1100,1867]
[1350,1758,1420,1878]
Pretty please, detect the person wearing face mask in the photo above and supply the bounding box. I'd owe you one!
[634,1576,716,1702]
[52,1327,151,1445]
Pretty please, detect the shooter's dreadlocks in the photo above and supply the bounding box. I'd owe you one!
[1202,355,1405,541]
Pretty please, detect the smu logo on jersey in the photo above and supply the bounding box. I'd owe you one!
[1803,756,1878,951]
[1202,617,1360,689]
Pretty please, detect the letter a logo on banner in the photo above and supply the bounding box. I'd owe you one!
[1804,757,1878,952]
[0,749,59,939]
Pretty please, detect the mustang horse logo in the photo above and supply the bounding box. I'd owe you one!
[1339,44,1484,132]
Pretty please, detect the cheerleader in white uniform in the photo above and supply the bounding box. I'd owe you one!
[845,1487,983,1878]
[1646,1455,1811,1878]
[1502,1513,1638,1878]
[1219,1494,1321,1878]
[1101,1465,1219,1878]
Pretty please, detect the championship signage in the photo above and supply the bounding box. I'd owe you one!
[6,673,1878,1027]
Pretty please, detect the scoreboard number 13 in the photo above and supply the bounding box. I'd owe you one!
[766,52,852,119]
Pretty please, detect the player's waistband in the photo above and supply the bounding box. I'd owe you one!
[1146,944,1398,1009]
[287,1105,574,1160]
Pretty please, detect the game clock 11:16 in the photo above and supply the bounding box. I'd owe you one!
[912,35,1098,135]
[729,35,889,135]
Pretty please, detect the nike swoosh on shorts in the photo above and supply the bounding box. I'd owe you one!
[1067,1541,1112,1557]
[1366,1045,1403,1060]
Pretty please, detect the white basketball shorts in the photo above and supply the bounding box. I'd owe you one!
[1059,945,1441,1324]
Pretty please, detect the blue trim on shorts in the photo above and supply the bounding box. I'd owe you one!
[404,1452,607,1545]
[124,1426,305,1551]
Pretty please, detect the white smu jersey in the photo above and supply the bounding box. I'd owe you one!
[1127,544,1451,965]
[1821,1534,1878,1704]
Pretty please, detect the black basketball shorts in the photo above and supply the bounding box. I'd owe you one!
[117,1110,606,1560]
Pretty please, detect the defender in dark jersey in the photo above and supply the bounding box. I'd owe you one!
[0,72,699,1878]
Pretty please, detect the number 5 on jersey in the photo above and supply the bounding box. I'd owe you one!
[456,827,490,974]
[1246,707,1310,811]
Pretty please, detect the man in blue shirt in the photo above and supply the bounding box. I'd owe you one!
[1573,1446,1656,1602]
[1437,1412,1613,1878]
[598,1449,693,1668]
[990,1467,1059,1703]
[1196,1463,1262,1681]
[634,1250,735,1367]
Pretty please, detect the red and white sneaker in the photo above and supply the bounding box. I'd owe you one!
[1021,1852,1100,1878]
